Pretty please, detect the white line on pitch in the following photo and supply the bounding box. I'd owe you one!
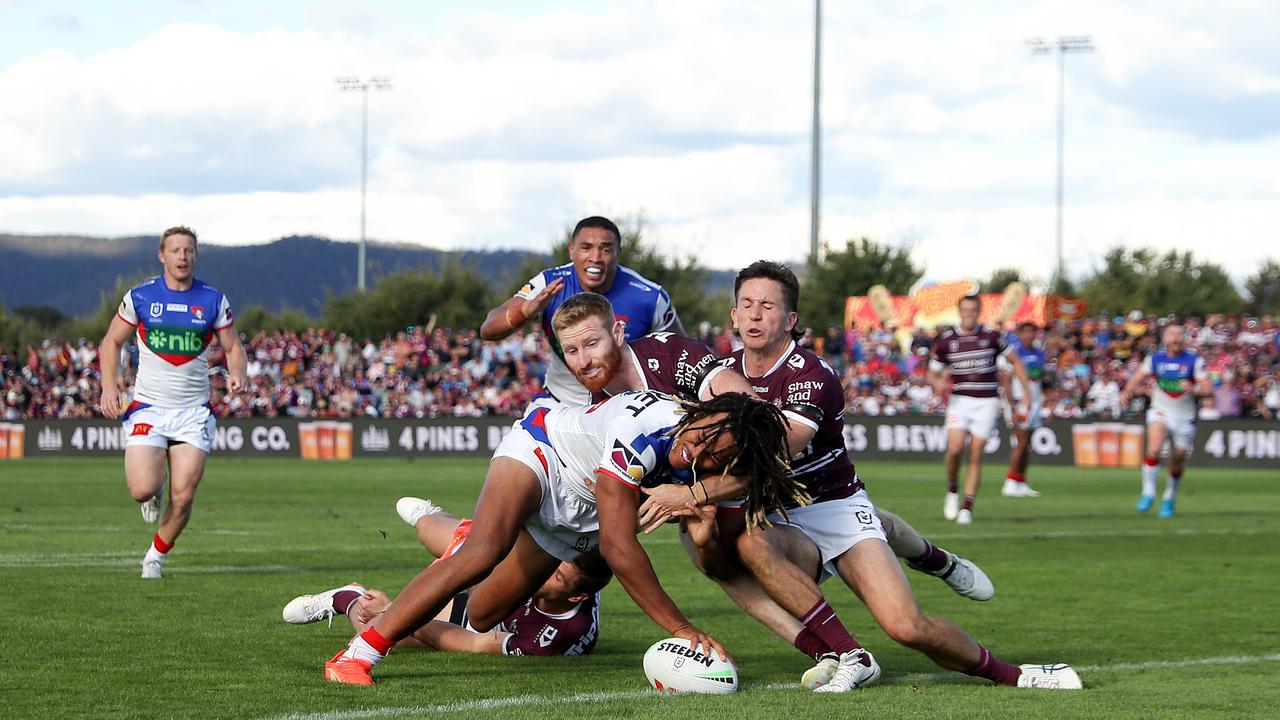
[262,653,1280,720]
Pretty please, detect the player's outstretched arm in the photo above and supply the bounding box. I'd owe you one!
[410,620,510,656]
[1119,366,1150,405]
[479,278,565,341]
[597,471,727,660]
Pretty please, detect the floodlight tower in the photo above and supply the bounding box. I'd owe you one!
[336,75,392,292]
[1028,36,1093,291]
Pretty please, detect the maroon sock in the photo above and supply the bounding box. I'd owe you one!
[907,541,951,574]
[801,600,860,655]
[947,478,959,494]
[965,645,1021,686]
[793,628,831,661]
[961,495,975,511]
[332,589,363,615]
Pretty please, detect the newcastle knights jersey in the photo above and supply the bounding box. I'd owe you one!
[499,592,601,656]
[589,332,726,404]
[720,341,862,505]
[1142,349,1206,423]
[116,276,234,407]
[516,263,678,404]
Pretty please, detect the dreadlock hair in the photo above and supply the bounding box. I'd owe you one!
[670,392,811,529]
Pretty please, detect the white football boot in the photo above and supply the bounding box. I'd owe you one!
[140,557,163,580]
[1002,480,1041,498]
[937,553,994,601]
[813,649,881,693]
[1017,663,1083,690]
[396,497,441,528]
[140,474,167,523]
[801,653,840,690]
[956,509,973,525]
[943,492,960,521]
[282,582,366,626]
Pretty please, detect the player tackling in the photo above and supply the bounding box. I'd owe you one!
[99,226,247,579]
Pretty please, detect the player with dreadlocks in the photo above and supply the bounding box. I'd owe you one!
[323,388,796,685]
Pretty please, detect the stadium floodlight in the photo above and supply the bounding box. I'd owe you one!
[809,0,822,266]
[1028,36,1093,292]
[336,75,392,292]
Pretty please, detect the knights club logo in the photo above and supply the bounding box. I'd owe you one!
[192,306,205,321]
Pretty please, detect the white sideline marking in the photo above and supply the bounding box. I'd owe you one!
[0,523,264,536]
[264,653,1280,720]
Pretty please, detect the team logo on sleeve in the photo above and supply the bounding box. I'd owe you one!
[192,306,205,321]
[610,436,656,482]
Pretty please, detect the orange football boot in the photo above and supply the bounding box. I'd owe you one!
[324,651,375,686]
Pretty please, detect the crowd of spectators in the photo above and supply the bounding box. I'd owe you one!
[4,311,1279,422]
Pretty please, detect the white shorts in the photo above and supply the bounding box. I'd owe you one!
[122,405,216,454]
[1147,408,1196,452]
[492,410,599,562]
[946,395,1000,439]
[1003,400,1043,430]
[765,488,886,583]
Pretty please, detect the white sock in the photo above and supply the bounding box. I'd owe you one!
[342,635,386,666]
[1163,474,1182,501]
[144,544,168,564]
[1141,463,1159,498]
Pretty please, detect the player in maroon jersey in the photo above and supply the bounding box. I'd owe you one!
[928,295,1032,524]
[282,498,609,657]
[710,261,1080,691]
[552,292,1003,691]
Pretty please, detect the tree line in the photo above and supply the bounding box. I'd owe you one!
[3,223,1278,352]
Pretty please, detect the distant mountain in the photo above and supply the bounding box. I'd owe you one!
[0,234,736,317]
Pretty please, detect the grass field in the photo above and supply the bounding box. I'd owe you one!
[2,457,1278,719]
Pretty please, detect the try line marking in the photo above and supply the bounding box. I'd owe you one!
[263,653,1280,720]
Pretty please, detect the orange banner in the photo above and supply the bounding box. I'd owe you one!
[844,282,1087,335]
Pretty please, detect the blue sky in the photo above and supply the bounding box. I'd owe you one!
[1,0,1276,288]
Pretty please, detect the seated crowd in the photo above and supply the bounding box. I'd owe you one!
[3,311,1278,421]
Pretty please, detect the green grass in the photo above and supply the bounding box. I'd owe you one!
[2,457,1278,719]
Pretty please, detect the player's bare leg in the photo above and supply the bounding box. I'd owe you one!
[1138,422,1169,513]
[136,444,204,578]
[463,530,560,630]
[326,458,541,683]
[881,509,993,600]
[957,433,985,524]
[942,429,967,520]
[125,446,167,521]
[1002,428,1040,497]
[834,538,1076,688]
[1160,446,1188,518]
[736,525,879,692]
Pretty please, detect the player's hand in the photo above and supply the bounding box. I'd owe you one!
[227,371,248,395]
[672,624,729,663]
[1016,399,1030,422]
[1178,379,1192,392]
[520,278,566,321]
[638,484,697,534]
[679,502,719,548]
[99,382,123,419]
[1119,389,1132,405]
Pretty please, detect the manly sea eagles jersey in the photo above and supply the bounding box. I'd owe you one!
[516,264,678,404]
[498,592,601,657]
[589,333,727,404]
[720,341,862,505]
[1142,349,1207,423]
[116,276,233,407]
[930,325,1011,399]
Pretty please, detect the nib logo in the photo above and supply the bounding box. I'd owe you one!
[142,324,208,364]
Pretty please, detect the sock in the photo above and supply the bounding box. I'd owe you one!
[1163,471,1182,501]
[145,533,173,563]
[1006,472,1025,484]
[1142,457,1160,498]
[965,645,1021,686]
[801,600,861,655]
[947,477,958,494]
[961,495,975,512]
[793,628,831,661]
[907,541,951,575]
[332,589,363,615]
[342,627,393,665]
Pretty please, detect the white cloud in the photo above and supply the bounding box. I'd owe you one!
[0,0,1277,294]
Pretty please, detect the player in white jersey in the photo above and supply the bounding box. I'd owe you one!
[323,389,803,685]
[99,226,248,579]
[1119,324,1211,518]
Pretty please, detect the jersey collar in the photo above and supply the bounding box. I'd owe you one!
[743,340,796,379]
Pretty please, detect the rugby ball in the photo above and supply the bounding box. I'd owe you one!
[643,638,738,695]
